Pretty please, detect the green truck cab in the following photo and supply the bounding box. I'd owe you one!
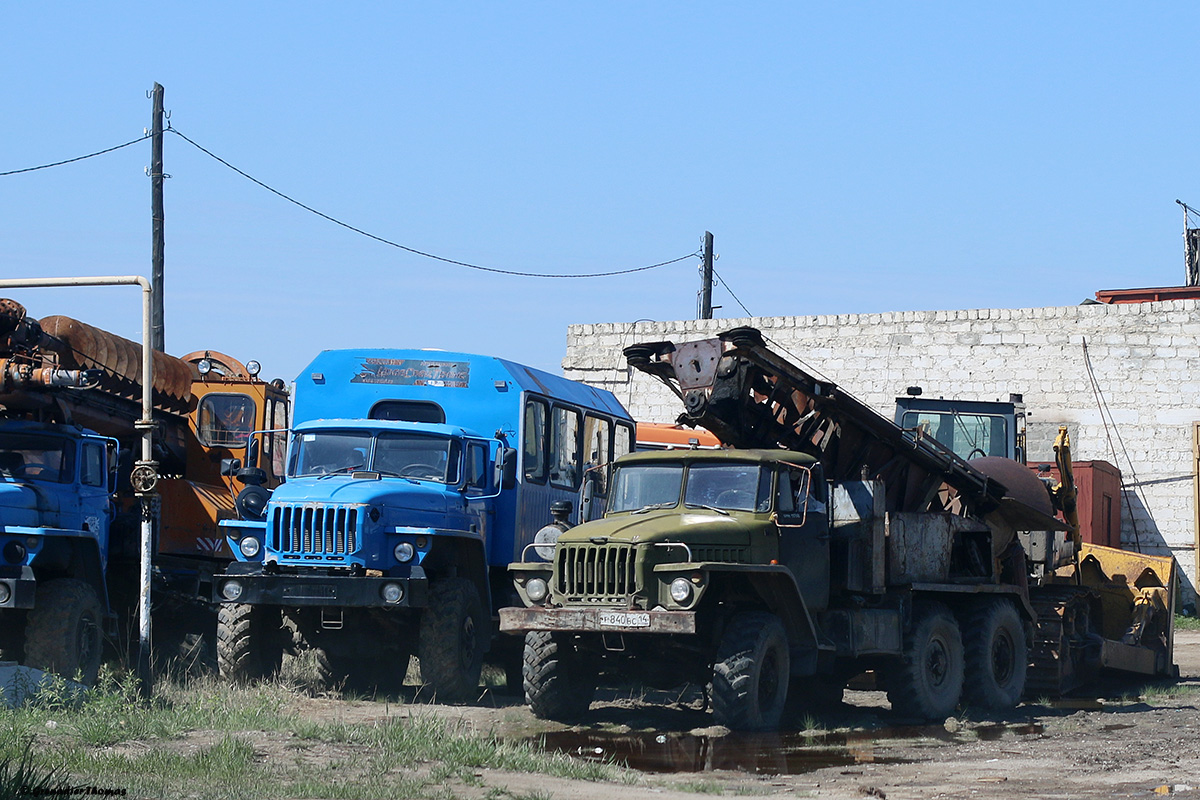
[500,448,832,730]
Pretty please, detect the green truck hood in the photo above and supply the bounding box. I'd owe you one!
[559,508,755,547]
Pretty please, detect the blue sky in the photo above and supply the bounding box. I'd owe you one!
[1,3,1196,384]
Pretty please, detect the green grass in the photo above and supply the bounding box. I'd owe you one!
[1175,614,1200,631]
[0,668,633,800]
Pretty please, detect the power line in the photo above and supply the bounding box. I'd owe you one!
[167,127,700,279]
[0,134,152,176]
[712,267,753,317]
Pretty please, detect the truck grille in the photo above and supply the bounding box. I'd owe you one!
[555,543,635,599]
[270,504,361,557]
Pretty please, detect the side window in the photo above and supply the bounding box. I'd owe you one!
[465,443,488,492]
[523,399,548,482]
[268,395,289,481]
[582,415,612,494]
[81,444,105,488]
[549,406,581,489]
[198,394,256,447]
[614,423,633,459]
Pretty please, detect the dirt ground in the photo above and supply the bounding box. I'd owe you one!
[268,630,1200,800]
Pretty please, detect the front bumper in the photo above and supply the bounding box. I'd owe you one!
[212,568,428,608]
[499,605,696,634]
[0,566,35,610]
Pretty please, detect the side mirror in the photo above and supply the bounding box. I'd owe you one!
[497,447,518,491]
[246,437,260,467]
[220,458,242,477]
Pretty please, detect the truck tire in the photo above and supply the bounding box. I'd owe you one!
[24,579,103,686]
[961,599,1027,710]
[888,601,964,720]
[281,611,337,691]
[712,612,790,731]
[418,578,486,703]
[523,630,595,720]
[217,603,283,683]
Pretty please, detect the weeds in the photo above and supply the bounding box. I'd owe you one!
[0,669,636,799]
[0,738,77,799]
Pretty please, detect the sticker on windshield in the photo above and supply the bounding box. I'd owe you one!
[351,359,470,388]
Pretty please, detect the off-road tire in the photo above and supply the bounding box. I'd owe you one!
[217,603,283,683]
[523,630,596,720]
[961,599,1027,710]
[23,579,104,685]
[280,611,337,691]
[418,578,486,703]
[712,612,790,731]
[888,601,964,720]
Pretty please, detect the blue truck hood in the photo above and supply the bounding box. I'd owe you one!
[0,480,61,530]
[269,476,457,514]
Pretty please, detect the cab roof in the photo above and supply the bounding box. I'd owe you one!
[616,448,817,466]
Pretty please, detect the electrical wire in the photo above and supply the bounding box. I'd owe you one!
[167,127,700,279]
[0,134,152,176]
[1082,337,1144,552]
[711,267,753,318]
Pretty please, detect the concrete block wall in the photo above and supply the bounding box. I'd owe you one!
[564,300,1200,604]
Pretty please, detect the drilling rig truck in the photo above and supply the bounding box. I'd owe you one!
[501,327,1176,730]
[0,298,288,683]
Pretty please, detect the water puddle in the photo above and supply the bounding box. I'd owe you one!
[534,722,1045,774]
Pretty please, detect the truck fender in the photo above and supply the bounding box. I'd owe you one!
[703,564,822,666]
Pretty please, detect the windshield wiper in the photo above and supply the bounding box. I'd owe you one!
[631,502,675,515]
[685,503,730,515]
[317,463,363,480]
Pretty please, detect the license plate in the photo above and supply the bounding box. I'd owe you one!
[599,611,650,628]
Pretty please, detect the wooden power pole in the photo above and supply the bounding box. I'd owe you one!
[699,231,714,320]
[150,83,165,352]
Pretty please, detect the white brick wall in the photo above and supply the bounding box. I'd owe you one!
[565,300,1200,604]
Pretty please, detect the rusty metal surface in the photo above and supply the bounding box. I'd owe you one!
[38,314,193,413]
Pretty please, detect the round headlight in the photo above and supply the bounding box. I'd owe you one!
[197,358,213,375]
[381,582,404,604]
[221,580,244,601]
[533,524,562,562]
[669,577,693,604]
[239,537,261,558]
[2,540,27,564]
[0,582,10,605]
[394,542,415,563]
[246,360,261,377]
[525,577,549,603]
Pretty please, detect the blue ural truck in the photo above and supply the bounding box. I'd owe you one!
[214,349,633,700]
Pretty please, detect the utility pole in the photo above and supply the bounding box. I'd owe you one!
[698,231,714,320]
[150,83,165,351]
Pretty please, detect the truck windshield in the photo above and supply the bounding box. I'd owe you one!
[289,430,459,482]
[900,411,1008,460]
[609,464,684,512]
[0,434,75,483]
[374,432,459,483]
[684,463,771,512]
[610,462,773,513]
[289,431,375,477]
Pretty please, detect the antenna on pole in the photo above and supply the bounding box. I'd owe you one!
[150,83,165,351]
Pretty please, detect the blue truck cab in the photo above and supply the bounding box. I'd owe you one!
[0,419,116,684]
[215,349,632,699]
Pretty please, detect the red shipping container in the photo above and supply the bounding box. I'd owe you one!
[1028,460,1122,549]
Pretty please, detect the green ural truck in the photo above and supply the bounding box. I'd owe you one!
[498,327,1177,731]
